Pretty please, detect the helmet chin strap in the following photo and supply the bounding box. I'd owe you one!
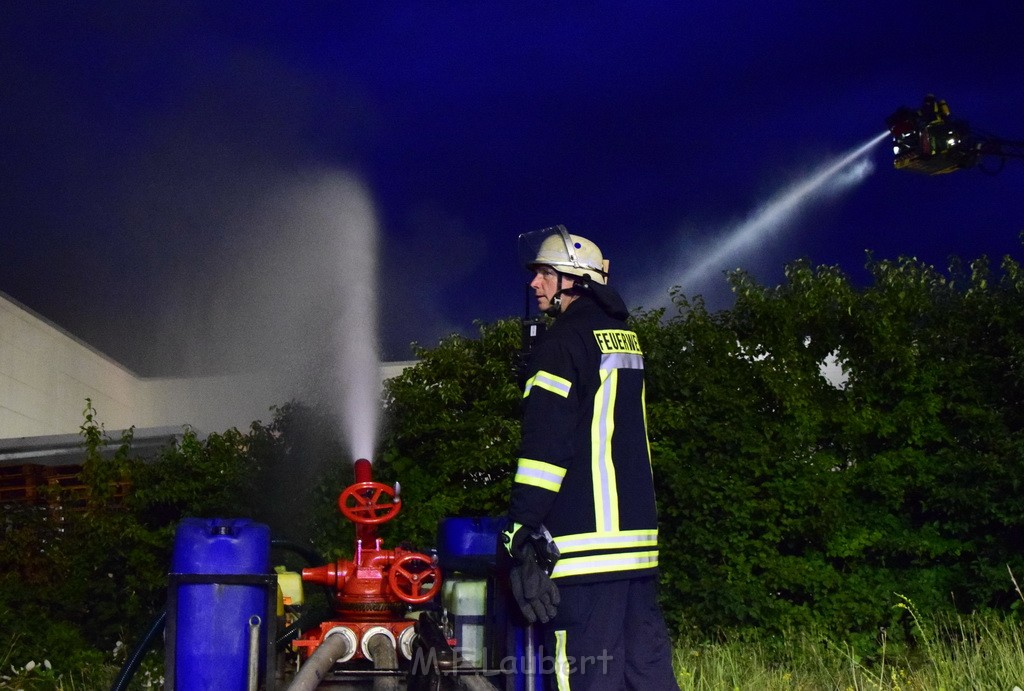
[544,273,566,316]
[545,272,593,316]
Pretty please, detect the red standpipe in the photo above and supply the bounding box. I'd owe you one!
[294,455,440,660]
[354,458,373,484]
[353,458,375,544]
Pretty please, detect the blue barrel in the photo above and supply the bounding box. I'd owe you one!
[437,517,541,688]
[169,518,270,691]
[437,516,503,571]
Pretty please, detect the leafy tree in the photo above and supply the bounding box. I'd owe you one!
[244,400,353,558]
[0,401,337,675]
[644,251,1024,650]
[374,319,522,549]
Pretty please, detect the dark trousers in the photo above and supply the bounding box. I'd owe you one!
[542,575,679,690]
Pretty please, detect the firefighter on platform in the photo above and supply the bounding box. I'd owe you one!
[503,225,680,689]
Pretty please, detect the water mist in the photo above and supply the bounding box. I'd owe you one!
[287,170,384,462]
[323,173,382,462]
[634,131,890,310]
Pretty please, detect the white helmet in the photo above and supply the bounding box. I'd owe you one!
[520,225,608,285]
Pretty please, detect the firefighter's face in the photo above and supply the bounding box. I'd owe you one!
[530,266,574,312]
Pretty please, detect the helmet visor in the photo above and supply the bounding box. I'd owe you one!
[518,224,577,273]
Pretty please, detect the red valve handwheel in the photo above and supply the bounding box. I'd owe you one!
[388,553,441,604]
[338,481,401,525]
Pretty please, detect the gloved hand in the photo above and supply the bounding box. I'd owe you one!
[509,546,560,623]
[503,522,560,624]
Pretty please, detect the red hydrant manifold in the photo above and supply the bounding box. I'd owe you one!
[292,458,441,662]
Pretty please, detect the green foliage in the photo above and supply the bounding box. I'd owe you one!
[260,401,353,559]
[646,253,1024,651]
[0,400,345,682]
[374,318,522,549]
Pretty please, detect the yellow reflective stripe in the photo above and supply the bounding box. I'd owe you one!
[551,550,659,579]
[523,370,573,399]
[555,630,570,690]
[501,522,522,556]
[514,458,566,492]
[643,380,653,476]
[552,529,658,554]
[591,368,619,532]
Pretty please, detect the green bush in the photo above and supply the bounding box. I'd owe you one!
[374,318,522,550]
[643,254,1024,650]
[0,400,340,682]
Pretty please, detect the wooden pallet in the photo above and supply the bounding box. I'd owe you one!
[0,462,130,510]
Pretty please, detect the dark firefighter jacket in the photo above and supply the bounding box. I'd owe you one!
[509,287,659,585]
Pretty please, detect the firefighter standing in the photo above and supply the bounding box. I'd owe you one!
[503,226,679,690]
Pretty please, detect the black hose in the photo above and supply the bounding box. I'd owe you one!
[271,539,325,566]
[109,608,167,691]
[275,605,334,651]
[270,537,340,612]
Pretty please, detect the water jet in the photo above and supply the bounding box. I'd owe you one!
[634,131,890,310]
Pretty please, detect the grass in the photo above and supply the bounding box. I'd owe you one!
[671,608,1024,690]
[0,636,160,691]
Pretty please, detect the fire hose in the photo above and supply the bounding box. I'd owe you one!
[108,608,167,691]
[285,631,355,691]
[365,632,399,691]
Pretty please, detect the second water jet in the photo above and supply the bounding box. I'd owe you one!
[634,131,890,310]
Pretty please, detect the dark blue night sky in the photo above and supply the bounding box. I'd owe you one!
[3,2,1022,375]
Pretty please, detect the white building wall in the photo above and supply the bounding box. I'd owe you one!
[0,293,152,437]
[142,372,307,434]
[0,292,415,440]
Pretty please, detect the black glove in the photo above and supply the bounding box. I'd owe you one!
[504,523,560,624]
[509,546,559,623]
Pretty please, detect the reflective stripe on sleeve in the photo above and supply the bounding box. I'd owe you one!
[550,550,659,579]
[523,370,573,399]
[550,529,658,554]
[514,458,567,492]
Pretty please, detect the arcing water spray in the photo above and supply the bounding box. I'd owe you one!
[636,131,890,310]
